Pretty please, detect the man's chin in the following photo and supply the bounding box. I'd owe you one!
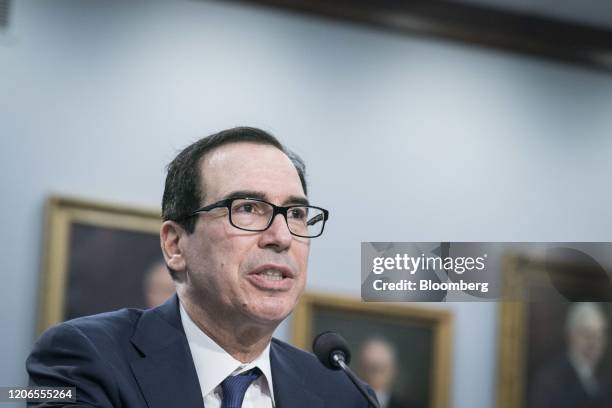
[246,298,295,325]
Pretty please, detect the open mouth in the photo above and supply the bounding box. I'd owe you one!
[247,264,294,290]
[256,269,286,281]
[249,264,293,279]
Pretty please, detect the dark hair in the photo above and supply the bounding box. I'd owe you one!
[162,126,307,234]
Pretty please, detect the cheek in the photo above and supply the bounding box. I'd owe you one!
[294,239,311,266]
[186,225,241,290]
[299,244,311,274]
[213,233,262,289]
[292,244,310,292]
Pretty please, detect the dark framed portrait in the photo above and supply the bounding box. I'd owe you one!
[38,196,174,334]
[292,292,452,408]
[497,254,612,408]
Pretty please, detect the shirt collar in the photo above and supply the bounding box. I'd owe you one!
[375,391,390,408]
[569,351,594,379]
[179,302,275,404]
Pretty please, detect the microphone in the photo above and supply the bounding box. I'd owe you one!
[313,331,380,408]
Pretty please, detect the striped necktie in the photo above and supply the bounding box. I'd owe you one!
[220,367,262,408]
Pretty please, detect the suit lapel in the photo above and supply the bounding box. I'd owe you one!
[271,341,324,408]
[129,296,322,408]
[129,295,204,408]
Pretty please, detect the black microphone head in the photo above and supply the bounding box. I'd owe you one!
[312,331,351,370]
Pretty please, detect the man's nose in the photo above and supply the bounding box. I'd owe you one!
[258,213,293,251]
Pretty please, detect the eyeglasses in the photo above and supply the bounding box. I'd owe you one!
[190,197,329,238]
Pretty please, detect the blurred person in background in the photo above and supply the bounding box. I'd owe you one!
[143,259,176,308]
[359,337,416,408]
[529,302,610,408]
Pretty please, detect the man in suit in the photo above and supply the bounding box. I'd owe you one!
[358,337,416,408]
[27,127,375,407]
[528,302,611,408]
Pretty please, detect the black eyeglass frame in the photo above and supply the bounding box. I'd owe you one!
[189,197,329,238]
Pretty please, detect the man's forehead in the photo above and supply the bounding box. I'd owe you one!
[200,142,305,201]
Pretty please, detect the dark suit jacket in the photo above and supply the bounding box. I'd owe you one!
[27,295,375,407]
[386,394,418,408]
[528,356,610,408]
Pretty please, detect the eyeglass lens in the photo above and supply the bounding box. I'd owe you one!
[229,199,324,237]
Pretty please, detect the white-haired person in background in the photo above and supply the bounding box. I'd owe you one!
[528,302,610,408]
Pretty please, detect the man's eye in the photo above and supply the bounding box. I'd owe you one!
[289,208,307,219]
[236,204,255,213]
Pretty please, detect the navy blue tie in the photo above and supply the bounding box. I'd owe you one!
[220,367,262,408]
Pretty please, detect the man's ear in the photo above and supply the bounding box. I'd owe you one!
[160,220,188,276]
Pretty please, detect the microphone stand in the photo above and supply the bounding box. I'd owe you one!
[332,352,380,408]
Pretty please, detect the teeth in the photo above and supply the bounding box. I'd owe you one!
[257,270,284,281]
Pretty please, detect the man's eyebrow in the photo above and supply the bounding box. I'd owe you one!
[223,190,267,201]
[222,191,310,206]
[283,195,310,206]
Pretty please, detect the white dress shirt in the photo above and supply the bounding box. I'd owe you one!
[180,303,275,408]
[375,391,390,408]
[569,352,599,396]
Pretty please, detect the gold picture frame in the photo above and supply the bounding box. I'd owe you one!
[496,254,531,408]
[38,195,163,334]
[292,292,452,408]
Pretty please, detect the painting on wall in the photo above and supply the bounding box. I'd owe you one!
[38,196,174,333]
[292,292,452,408]
[497,254,612,408]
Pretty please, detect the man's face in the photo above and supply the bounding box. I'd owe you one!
[179,142,310,326]
[359,340,397,392]
[569,318,607,368]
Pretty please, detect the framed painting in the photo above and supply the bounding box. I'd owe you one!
[292,292,452,408]
[497,254,612,408]
[38,196,174,334]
